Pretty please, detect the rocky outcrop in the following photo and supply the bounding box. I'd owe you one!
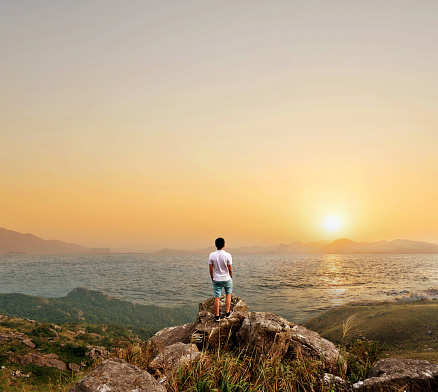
[237,312,294,360]
[150,342,201,382]
[85,346,110,360]
[353,358,438,391]
[0,331,36,349]
[68,363,81,372]
[193,294,249,349]
[289,325,346,376]
[151,322,196,348]
[22,339,36,348]
[67,358,166,392]
[69,296,438,392]
[8,353,66,371]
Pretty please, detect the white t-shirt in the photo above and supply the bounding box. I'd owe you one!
[209,249,232,281]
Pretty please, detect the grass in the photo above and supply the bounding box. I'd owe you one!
[113,337,386,392]
[302,299,438,362]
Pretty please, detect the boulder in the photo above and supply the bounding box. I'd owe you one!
[22,339,36,348]
[289,325,346,376]
[193,294,249,349]
[68,358,166,392]
[8,353,66,371]
[68,363,81,372]
[151,323,196,348]
[236,312,294,360]
[322,373,348,391]
[86,346,110,360]
[353,358,438,391]
[150,342,201,382]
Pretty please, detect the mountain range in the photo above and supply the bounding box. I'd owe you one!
[1,227,438,255]
[0,227,89,254]
[158,238,438,254]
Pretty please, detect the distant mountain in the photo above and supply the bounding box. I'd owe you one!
[0,287,197,339]
[0,227,89,255]
[158,238,438,254]
[3,227,437,255]
[317,238,438,254]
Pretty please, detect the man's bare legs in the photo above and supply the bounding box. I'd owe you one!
[214,294,232,317]
[214,297,220,316]
[225,293,231,313]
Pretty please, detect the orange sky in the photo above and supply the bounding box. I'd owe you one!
[1,1,437,251]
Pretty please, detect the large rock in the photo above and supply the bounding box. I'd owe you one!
[150,342,201,382]
[8,353,66,371]
[289,325,346,376]
[193,294,249,349]
[68,358,166,392]
[236,312,294,360]
[151,323,196,348]
[353,358,438,391]
[86,346,110,360]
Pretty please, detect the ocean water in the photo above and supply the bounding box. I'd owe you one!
[1,254,437,323]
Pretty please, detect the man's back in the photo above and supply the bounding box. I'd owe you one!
[209,249,232,281]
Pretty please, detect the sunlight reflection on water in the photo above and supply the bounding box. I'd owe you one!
[0,253,437,323]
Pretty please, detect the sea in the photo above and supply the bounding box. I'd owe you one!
[1,253,438,324]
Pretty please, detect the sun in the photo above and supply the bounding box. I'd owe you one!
[322,214,343,232]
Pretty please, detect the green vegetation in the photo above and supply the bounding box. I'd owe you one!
[3,298,436,391]
[114,338,386,391]
[0,311,388,392]
[303,299,438,362]
[0,315,140,392]
[0,287,197,339]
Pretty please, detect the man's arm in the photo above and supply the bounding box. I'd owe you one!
[228,265,233,279]
[209,264,214,281]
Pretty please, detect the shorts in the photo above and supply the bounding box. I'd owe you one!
[212,279,233,298]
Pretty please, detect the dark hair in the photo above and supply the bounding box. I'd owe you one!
[215,237,225,250]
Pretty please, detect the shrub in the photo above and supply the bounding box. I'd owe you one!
[346,339,388,384]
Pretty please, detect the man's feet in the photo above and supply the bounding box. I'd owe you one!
[215,315,220,322]
[226,309,234,318]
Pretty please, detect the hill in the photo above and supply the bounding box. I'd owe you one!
[302,299,438,362]
[0,314,141,391]
[0,227,89,255]
[0,287,197,339]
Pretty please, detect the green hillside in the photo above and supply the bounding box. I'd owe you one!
[303,299,438,362]
[0,288,197,339]
[0,314,144,392]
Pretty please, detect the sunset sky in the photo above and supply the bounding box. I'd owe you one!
[1,1,437,251]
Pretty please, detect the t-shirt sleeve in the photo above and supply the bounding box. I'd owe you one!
[227,253,232,265]
[208,253,213,265]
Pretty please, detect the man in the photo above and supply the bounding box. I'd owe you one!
[209,237,233,322]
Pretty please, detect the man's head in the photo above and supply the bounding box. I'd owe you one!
[215,237,225,250]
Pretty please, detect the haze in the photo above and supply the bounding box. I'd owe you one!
[1,1,437,251]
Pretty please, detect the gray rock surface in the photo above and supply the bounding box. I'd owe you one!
[86,346,110,360]
[353,358,438,391]
[151,323,196,348]
[22,339,36,348]
[322,373,348,391]
[236,311,294,360]
[69,363,81,372]
[150,342,201,382]
[194,294,249,349]
[68,358,166,392]
[289,324,346,376]
[8,353,66,370]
